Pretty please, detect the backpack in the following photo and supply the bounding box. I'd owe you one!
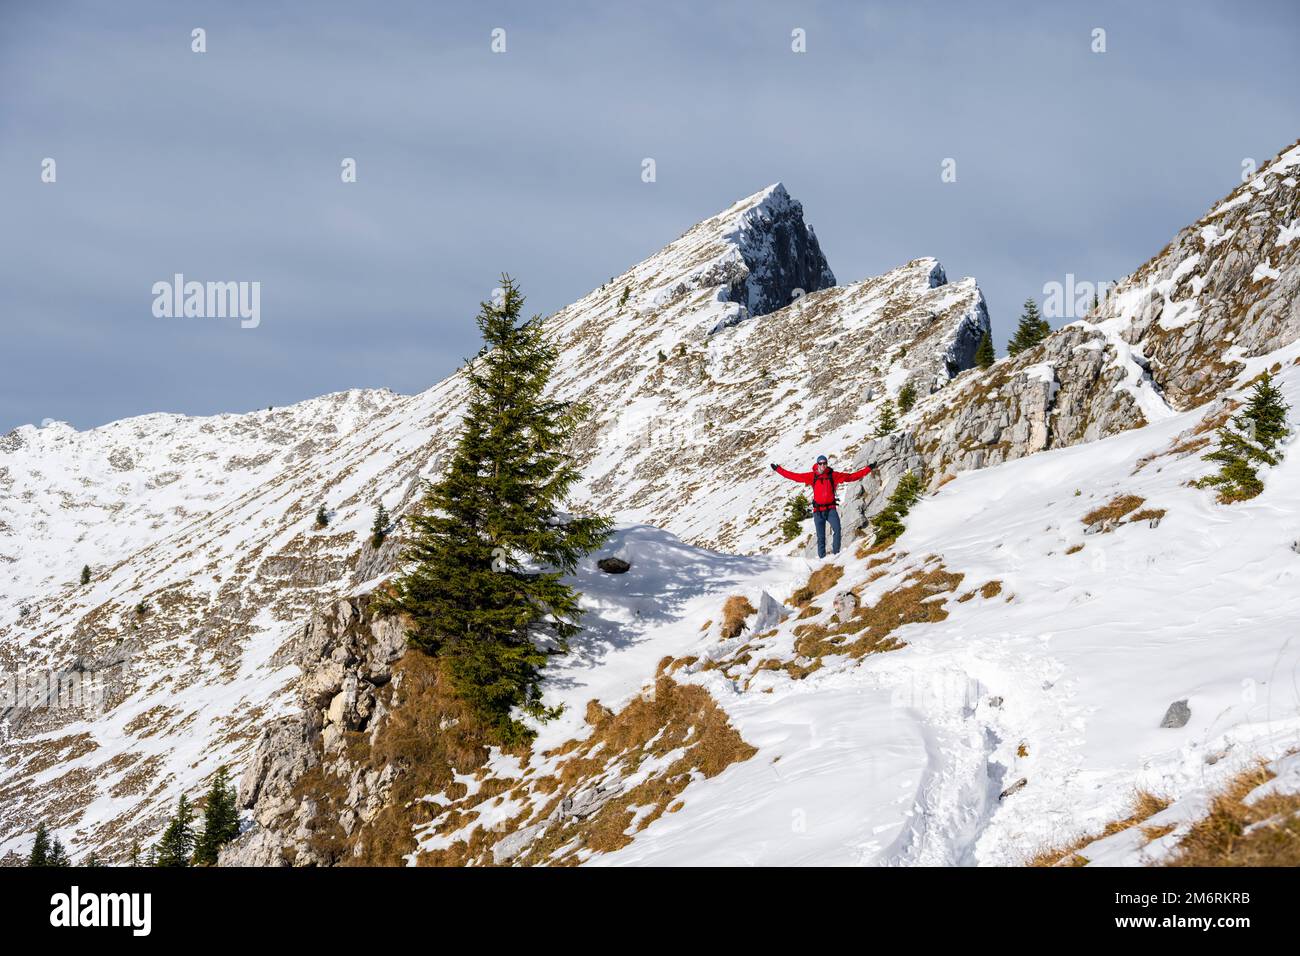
[812,467,837,510]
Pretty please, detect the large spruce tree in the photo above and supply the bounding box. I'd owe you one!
[1007,299,1051,357]
[387,275,611,743]
[975,330,995,369]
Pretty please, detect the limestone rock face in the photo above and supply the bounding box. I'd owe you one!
[723,183,837,319]
[833,141,1300,545]
[220,595,408,867]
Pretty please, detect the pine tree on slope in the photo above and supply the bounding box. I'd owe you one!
[1198,371,1291,502]
[192,766,240,866]
[1007,299,1051,357]
[386,275,611,743]
[156,794,196,867]
[898,382,918,414]
[975,330,995,369]
[874,399,899,437]
[780,493,811,542]
[371,503,390,549]
[46,835,70,867]
[871,471,925,545]
[80,564,91,585]
[28,822,50,866]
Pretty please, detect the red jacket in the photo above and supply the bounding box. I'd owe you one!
[774,462,873,511]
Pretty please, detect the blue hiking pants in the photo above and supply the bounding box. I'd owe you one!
[813,507,841,558]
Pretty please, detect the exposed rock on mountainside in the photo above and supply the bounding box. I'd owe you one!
[720,183,837,320]
[838,140,1300,525]
[223,589,756,867]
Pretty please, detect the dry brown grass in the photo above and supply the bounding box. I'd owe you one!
[789,564,844,606]
[720,595,757,640]
[978,580,1003,599]
[1127,508,1166,524]
[511,677,756,864]
[792,565,962,663]
[1064,543,1084,555]
[1081,495,1145,527]
[1163,763,1300,867]
[1027,790,1171,867]
[285,651,497,866]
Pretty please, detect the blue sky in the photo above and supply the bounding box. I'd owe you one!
[2,0,1297,431]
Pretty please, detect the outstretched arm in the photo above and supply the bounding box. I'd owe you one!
[837,463,877,483]
[771,464,813,484]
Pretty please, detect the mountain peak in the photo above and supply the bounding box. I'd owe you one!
[696,182,836,322]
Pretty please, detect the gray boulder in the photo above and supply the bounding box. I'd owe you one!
[1160,699,1191,729]
[752,591,790,632]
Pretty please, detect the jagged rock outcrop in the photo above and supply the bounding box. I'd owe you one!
[841,139,1300,525]
[722,183,837,318]
[221,595,406,866]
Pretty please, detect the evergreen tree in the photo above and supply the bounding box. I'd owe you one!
[192,766,240,866]
[370,504,390,550]
[135,600,149,618]
[780,493,812,542]
[975,330,995,369]
[897,382,918,414]
[28,822,50,866]
[874,399,899,437]
[129,841,142,867]
[315,505,329,528]
[1007,299,1051,357]
[870,471,925,545]
[1198,372,1291,502]
[657,349,667,363]
[46,835,70,867]
[80,564,91,586]
[618,286,630,308]
[156,794,196,867]
[386,276,611,743]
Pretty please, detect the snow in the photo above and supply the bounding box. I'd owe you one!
[1252,261,1281,282]
[505,354,1300,867]
[6,148,1300,865]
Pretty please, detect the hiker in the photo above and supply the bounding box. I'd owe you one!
[771,455,876,558]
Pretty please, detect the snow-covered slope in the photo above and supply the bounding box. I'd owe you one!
[230,340,1300,867]
[5,140,1299,866]
[0,184,985,859]
[578,347,1300,866]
